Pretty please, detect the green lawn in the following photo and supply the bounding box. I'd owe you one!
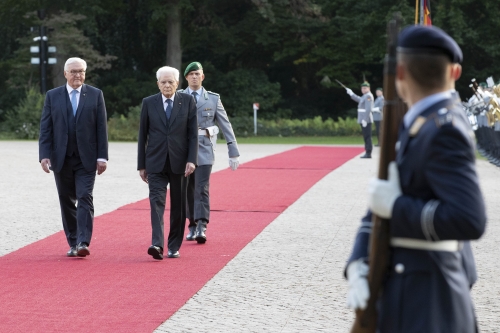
[233,136,377,145]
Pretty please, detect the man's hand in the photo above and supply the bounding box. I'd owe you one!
[139,169,148,184]
[185,162,196,177]
[41,158,51,173]
[368,161,402,218]
[361,120,367,127]
[229,157,239,171]
[346,259,370,310]
[97,161,107,175]
[346,88,354,96]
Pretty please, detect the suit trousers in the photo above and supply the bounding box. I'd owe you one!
[187,165,212,227]
[361,124,373,154]
[374,120,381,144]
[148,157,187,252]
[53,155,96,247]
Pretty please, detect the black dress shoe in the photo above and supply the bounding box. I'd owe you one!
[77,243,90,257]
[148,245,163,260]
[360,154,372,159]
[167,250,180,258]
[195,220,207,244]
[67,246,77,257]
[186,225,197,241]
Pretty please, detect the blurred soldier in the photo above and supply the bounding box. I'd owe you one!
[179,62,240,243]
[373,88,384,146]
[346,82,374,158]
[345,25,486,332]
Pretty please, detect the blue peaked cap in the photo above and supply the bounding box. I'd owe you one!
[398,25,463,63]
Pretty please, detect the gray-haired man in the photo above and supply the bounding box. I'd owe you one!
[180,62,240,243]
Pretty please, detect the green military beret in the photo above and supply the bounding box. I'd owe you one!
[361,81,370,87]
[376,87,383,91]
[184,62,203,76]
[479,82,487,88]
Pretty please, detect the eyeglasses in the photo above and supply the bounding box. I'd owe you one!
[68,70,86,75]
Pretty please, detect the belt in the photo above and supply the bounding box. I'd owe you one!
[390,237,460,252]
[358,109,366,112]
[198,129,209,137]
[372,107,380,112]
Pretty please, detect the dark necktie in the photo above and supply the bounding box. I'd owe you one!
[191,91,198,103]
[165,99,172,119]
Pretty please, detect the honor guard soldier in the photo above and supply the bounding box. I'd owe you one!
[346,82,374,158]
[180,62,240,243]
[345,25,486,332]
[373,88,385,146]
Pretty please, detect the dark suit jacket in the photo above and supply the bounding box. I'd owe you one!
[137,92,198,174]
[39,84,108,173]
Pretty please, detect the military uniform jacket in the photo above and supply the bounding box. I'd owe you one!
[346,96,486,333]
[179,87,240,166]
[351,92,374,123]
[373,96,384,121]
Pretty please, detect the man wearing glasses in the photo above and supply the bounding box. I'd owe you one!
[39,57,109,258]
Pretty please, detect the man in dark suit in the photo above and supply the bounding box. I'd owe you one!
[345,26,486,332]
[39,57,108,258]
[138,66,198,260]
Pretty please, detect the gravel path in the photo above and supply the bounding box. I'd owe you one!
[1,141,498,332]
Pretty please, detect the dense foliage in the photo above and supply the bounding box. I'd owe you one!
[1,0,499,129]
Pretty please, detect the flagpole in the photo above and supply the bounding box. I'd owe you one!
[415,0,419,24]
[420,0,425,24]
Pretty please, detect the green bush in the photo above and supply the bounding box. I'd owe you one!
[5,88,45,139]
[229,115,363,137]
[107,105,141,141]
[105,109,364,141]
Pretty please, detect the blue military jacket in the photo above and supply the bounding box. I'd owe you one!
[347,96,486,333]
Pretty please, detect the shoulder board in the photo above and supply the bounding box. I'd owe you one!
[207,91,219,96]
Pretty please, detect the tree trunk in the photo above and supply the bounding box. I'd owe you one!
[166,2,182,85]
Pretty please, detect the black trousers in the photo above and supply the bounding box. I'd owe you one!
[148,157,187,252]
[53,155,96,247]
[361,124,373,154]
[187,165,212,227]
[374,120,381,144]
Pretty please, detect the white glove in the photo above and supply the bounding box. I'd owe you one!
[346,88,354,96]
[346,259,370,310]
[361,120,367,127]
[368,161,402,218]
[229,157,239,171]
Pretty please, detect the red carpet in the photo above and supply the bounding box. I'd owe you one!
[0,146,363,332]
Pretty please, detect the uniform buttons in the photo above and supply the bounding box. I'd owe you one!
[395,263,405,274]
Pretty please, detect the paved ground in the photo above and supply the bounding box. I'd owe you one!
[1,141,499,332]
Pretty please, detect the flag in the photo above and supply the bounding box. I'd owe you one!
[423,0,432,26]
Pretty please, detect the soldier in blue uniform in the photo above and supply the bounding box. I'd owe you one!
[345,25,486,332]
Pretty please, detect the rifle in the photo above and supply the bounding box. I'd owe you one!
[350,12,407,333]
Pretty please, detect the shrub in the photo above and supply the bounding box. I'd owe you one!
[107,105,141,141]
[229,115,363,137]
[5,88,45,139]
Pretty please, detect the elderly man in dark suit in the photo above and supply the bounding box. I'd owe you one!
[138,66,198,260]
[39,57,108,258]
